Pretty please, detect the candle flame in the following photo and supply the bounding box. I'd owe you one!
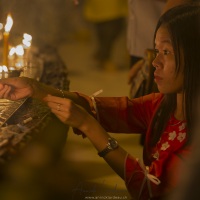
[4,14,13,32]
[16,45,24,56]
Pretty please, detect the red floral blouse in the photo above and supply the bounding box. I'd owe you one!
[73,92,190,199]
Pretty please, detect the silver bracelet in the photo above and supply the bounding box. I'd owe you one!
[90,89,103,122]
[90,96,100,122]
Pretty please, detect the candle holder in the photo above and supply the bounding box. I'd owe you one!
[0,68,22,79]
[8,69,22,77]
[20,58,43,81]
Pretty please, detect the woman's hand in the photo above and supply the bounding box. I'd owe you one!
[44,95,127,179]
[0,77,35,100]
[43,95,93,131]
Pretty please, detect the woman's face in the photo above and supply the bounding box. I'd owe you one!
[152,26,184,94]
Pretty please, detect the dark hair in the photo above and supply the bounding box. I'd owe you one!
[150,3,200,147]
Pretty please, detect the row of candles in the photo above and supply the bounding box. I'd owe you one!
[0,14,32,78]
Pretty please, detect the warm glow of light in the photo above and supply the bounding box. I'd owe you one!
[0,65,8,72]
[22,39,31,47]
[15,45,24,56]
[22,33,32,48]
[9,47,16,56]
[9,67,15,71]
[23,33,32,41]
[0,23,3,30]
[2,65,8,72]
[4,14,13,32]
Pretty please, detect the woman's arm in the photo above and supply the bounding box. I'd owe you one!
[0,77,159,134]
[43,94,156,195]
[0,77,128,177]
[0,77,91,111]
[43,94,128,178]
[80,114,128,179]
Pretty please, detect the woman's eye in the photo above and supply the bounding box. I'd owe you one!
[154,49,159,56]
[163,50,170,55]
[154,49,171,57]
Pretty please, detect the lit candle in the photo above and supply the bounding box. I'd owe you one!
[16,44,24,56]
[22,33,32,58]
[0,23,3,41]
[0,65,9,79]
[0,66,2,79]
[3,14,13,67]
[2,65,8,78]
[22,33,32,48]
[15,45,24,69]
[8,47,16,67]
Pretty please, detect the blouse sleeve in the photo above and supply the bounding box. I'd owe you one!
[73,92,163,136]
[125,154,161,199]
[125,146,191,199]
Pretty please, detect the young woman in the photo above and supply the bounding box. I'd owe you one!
[0,3,200,199]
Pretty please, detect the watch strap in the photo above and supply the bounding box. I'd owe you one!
[98,138,118,157]
[98,146,112,157]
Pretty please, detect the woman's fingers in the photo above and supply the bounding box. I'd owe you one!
[3,86,12,99]
[43,94,67,104]
[44,95,88,129]
[46,97,72,112]
[0,85,12,99]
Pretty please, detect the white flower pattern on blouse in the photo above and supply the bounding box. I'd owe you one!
[179,122,186,131]
[152,121,186,160]
[177,132,186,142]
[161,142,170,151]
[168,131,176,141]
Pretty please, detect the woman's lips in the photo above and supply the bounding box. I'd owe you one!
[154,74,163,83]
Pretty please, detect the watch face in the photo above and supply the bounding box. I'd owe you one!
[98,138,118,157]
[109,138,118,149]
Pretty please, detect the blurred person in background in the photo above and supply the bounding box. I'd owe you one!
[127,0,165,147]
[82,0,128,70]
[127,0,165,69]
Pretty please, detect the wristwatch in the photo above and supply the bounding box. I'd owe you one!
[98,138,118,157]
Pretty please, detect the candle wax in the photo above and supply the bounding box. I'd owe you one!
[3,32,9,67]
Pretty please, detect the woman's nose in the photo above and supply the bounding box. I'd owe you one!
[152,55,162,69]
